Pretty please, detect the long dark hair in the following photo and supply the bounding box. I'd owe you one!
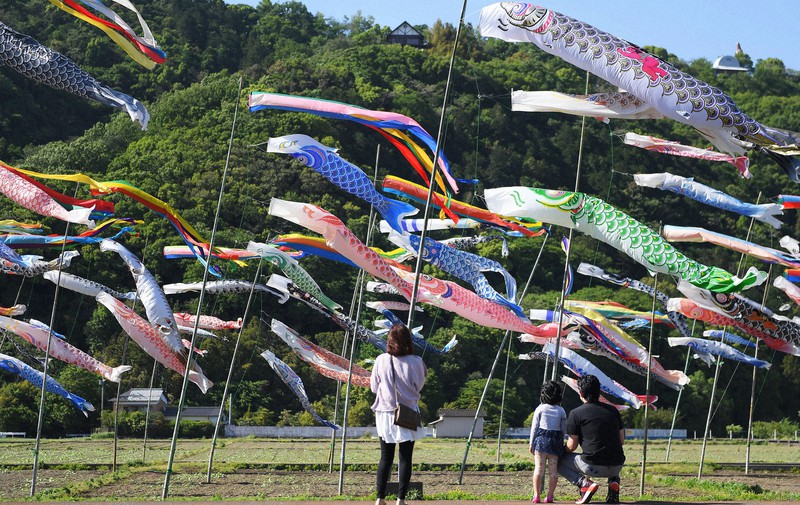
[387,324,414,356]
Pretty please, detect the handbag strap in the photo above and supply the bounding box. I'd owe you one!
[389,355,400,409]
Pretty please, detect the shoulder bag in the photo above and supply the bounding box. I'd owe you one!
[390,356,422,430]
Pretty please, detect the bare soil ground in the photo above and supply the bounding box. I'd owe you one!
[1,467,799,502]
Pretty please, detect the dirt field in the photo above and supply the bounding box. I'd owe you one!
[1,466,799,502]
[1,438,798,502]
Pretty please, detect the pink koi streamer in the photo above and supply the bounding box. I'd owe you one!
[0,162,112,227]
[270,319,371,388]
[96,292,212,392]
[174,313,242,331]
[0,315,130,382]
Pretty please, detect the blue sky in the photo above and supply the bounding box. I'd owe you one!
[227,1,799,70]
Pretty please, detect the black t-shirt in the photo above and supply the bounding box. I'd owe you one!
[566,401,626,466]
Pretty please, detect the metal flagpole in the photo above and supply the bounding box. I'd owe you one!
[665,320,695,462]
[328,268,363,472]
[698,195,761,480]
[550,70,590,382]
[113,236,148,472]
[142,359,158,463]
[337,206,379,494]
[458,233,549,484]
[639,269,659,497]
[495,334,513,464]
[206,258,264,482]
[111,338,129,472]
[162,75,243,499]
[30,208,74,496]
[406,0,468,329]
[329,144,380,472]
[746,264,772,474]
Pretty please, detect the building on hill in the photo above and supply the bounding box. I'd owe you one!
[388,22,425,48]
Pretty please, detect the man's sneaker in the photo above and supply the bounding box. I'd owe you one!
[605,481,620,504]
[576,480,599,505]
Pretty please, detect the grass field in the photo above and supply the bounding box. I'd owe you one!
[0,436,798,502]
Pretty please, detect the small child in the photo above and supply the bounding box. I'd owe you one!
[529,380,567,504]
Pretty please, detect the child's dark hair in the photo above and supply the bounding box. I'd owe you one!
[540,380,563,405]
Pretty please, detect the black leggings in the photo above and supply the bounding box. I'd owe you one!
[376,439,415,499]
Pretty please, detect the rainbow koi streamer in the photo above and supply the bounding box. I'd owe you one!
[383,175,547,236]
[0,352,95,416]
[486,187,766,293]
[668,337,771,369]
[0,316,131,382]
[576,262,692,338]
[48,0,165,68]
[635,173,781,227]
[0,21,148,128]
[479,3,800,181]
[270,319,371,387]
[778,195,800,209]
[261,350,338,429]
[249,92,459,194]
[2,219,136,249]
[663,225,800,269]
[267,135,418,234]
[3,166,221,271]
[387,230,521,315]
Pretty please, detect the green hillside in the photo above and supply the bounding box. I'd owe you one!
[0,0,798,438]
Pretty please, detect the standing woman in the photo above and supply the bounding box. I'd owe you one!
[370,324,427,505]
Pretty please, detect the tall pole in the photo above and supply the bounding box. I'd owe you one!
[142,359,158,463]
[406,0,468,329]
[337,209,379,494]
[206,258,263,482]
[30,216,73,497]
[639,270,659,497]
[458,234,548,484]
[697,351,722,479]
[746,264,772,474]
[162,75,243,499]
[30,194,76,497]
[495,334,513,464]
[665,319,695,462]
[111,338,129,472]
[698,198,760,479]
[329,144,380,472]
[550,70,590,381]
[328,268,364,472]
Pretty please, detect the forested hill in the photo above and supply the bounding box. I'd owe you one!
[0,0,799,437]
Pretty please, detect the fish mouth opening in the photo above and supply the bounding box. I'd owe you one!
[501,3,551,32]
